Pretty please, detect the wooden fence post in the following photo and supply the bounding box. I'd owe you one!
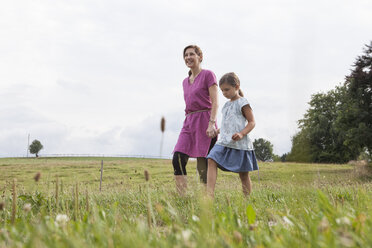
[100,160,103,192]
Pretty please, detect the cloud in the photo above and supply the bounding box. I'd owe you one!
[56,79,92,95]
[1,0,371,158]
[0,104,68,156]
[120,111,184,158]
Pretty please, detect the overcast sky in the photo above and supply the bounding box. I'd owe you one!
[1,0,371,158]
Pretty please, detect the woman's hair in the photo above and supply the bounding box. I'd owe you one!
[183,45,203,76]
[219,72,244,97]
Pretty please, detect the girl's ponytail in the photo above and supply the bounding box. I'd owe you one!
[238,88,244,97]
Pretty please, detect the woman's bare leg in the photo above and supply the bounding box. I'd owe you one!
[207,159,218,197]
[239,172,252,196]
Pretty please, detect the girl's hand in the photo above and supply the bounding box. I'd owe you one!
[206,125,217,138]
[232,132,243,141]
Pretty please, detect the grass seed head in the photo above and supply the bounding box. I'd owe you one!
[144,170,150,182]
[249,223,258,230]
[34,172,41,182]
[155,203,164,213]
[11,179,17,224]
[356,213,366,224]
[318,216,329,232]
[233,230,242,244]
[161,117,166,133]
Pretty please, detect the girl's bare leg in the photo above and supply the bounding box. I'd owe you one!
[175,175,187,196]
[239,172,252,196]
[207,159,218,197]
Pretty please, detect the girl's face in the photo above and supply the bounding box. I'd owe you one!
[220,83,239,100]
[184,48,201,69]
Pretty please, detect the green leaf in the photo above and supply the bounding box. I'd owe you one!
[246,204,256,225]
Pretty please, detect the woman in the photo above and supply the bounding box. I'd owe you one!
[172,45,219,195]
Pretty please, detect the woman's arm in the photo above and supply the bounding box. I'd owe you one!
[232,105,255,141]
[206,84,218,138]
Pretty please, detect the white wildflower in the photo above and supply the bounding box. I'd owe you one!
[191,215,200,222]
[237,218,242,228]
[23,203,31,212]
[181,229,192,241]
[283,216,294,227]
[136,218,147,233]
[268,221,277,227]
[336,216,351,226]
[55,214,69,227]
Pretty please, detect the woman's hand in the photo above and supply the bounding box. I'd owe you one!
[232,132,243,141]
[206,125,217,138]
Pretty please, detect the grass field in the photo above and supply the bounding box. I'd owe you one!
[0,157,371,247]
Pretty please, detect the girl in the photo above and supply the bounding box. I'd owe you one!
[172,45,218,195]
[207,72,258,197]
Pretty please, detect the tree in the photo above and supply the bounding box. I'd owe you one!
[337,42,372,156]
[29,140,43,157]
[287,42,372,163]
[280,153,288,162]
[286,130,312,162]
[291,85,359,163]
[297,88,353,163]
[272,154,281,162]
[253,138,274,161]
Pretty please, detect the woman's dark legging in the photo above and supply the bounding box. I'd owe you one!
[172,137,217,184]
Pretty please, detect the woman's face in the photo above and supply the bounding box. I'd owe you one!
[184,48,201,69]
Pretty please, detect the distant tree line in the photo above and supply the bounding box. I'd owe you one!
[287,42,372,163]
[253,138,287,162]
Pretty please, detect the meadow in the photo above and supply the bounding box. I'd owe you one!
[0,157,371,247]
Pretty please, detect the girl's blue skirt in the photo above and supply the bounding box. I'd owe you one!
[207,144,259,172]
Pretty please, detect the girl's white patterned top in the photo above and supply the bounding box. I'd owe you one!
[216,97,254,150]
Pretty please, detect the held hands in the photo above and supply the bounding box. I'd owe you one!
[232,132,244,141]
[206,125,217,138]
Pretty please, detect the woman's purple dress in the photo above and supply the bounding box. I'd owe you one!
[173,69,217,157]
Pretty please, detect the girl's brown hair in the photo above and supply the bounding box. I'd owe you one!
[219,72,244,97]
[183,45,203,76]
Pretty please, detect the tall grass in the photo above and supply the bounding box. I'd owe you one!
[0,157,371,247]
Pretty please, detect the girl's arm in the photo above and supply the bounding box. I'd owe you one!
[232,105,255,141]
[206,84,219,138]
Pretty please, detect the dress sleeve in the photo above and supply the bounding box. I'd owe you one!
[205,70,217,88]
[239,98,251,113]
